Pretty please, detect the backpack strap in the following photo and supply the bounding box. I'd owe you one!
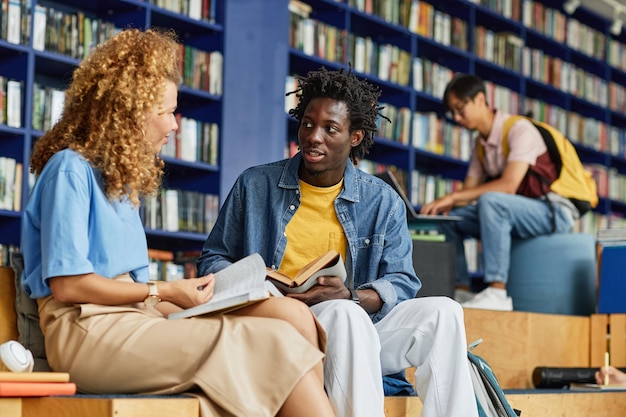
[476,115,517,166]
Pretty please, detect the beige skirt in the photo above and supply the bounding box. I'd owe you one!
[37,276,324,417]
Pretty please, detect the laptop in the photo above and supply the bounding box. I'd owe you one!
[373,169,462,222]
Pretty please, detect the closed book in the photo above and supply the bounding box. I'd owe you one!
[0,371,70,383]
[0,381,76,396]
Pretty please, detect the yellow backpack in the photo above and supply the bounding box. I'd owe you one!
[476,115,598,215]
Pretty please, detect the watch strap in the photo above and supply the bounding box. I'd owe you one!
[348,287,360,305]
[145,281,161,306]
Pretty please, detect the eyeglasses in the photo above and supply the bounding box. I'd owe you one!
[445,99,470,119]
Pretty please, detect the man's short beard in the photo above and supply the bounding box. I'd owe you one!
[305,167,324,178]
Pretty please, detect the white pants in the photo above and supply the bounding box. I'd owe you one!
[311,296,478,417]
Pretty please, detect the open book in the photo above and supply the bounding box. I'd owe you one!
[168,253,272,319]
[266,250,346,294]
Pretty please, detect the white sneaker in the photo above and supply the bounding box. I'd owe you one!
[454,288,475,303]
[462,287,513,311]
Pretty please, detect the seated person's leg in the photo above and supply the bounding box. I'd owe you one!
[376,297,478,417]
[311,300,384,417]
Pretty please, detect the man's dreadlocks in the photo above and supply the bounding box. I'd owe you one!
[286,66,389,165]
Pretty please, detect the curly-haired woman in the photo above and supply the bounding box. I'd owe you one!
[21,28,334,417]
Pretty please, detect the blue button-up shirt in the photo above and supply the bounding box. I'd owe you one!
[197,153,421,322]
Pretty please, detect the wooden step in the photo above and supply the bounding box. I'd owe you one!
[384,390,626,416]
[0,396,199,417]
[463,308,590,389]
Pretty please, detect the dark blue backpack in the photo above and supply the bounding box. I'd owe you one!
[468,339,521,417]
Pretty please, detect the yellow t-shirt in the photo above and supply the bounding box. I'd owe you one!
[279,179,347,278]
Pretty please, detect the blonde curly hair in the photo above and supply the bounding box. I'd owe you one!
[30,28,182,206]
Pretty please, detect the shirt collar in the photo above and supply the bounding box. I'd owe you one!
[280,152,360,203]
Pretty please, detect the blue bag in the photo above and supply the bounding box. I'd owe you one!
[468,339,521,417]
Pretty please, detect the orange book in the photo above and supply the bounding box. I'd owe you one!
[0,372,70,383]
[266,250,346,294]
[0,381,76,397]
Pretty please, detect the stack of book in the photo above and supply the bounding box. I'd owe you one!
[0,371,76,397]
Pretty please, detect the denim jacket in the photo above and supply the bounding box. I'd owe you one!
[197,153,421,322]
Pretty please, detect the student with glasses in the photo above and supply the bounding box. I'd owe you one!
[421,73,579,311]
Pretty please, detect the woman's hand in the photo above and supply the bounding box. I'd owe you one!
[160,275,215,309]
[595,366,626,386]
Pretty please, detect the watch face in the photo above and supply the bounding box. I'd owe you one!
[145,295,160,306]
[145,282,160,306]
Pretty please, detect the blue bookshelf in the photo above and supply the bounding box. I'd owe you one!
[283,0,626,228]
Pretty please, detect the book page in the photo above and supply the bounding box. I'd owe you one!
[210,253,267,303]
[168,253,268,319]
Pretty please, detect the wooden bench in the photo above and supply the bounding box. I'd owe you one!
[0,265,421,416]
[0,266,199,417]
[5,264,626,416]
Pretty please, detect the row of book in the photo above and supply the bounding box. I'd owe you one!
[0,77,22,129]
[141,189,219,235]
[289,1,346,65]
[0,371,75,397]
[356,158,626,219]
[290,69,625,161]
[578,211,626,235]
[31,83,64,133]
[483,0,525,23]
[412,57,453,100]
[412,112,472,161]
[349,35,412,86]
[521,0,568,43]
[12,84,221,167]
[608,82,626,113]
[148,249,201,282]
[0,244,18,266]
[0,0,217,50]
[0,0,30,46]
[596,227,626,247]
[607,38,626,72]
[31,5,118,60]
[0,157,22,212]
[161,115,219,166]
[588,164,626,203]
[406,3,469,51]
[154,0,217,23]
[347,0,608,65]
[410,170,462,207]
[377,103,411,145]
[289,71,623,161]
[290,6,413,86]
[181,46,223,96]
[290,0,625,115]
[473,29,523,73]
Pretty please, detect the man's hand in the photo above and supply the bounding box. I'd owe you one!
[420,194,455,215]
[287,276,347,306]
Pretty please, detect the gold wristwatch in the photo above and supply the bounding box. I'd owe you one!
[144,281,161,306]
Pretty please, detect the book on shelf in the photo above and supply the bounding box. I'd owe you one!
[0,381,76,396]
[168,253,275,319]
[266,250,346,294]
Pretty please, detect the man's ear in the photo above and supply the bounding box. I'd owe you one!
[475,91,487,107]
[351,129,365,147]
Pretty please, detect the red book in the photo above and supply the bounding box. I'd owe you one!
[0,381,76,397]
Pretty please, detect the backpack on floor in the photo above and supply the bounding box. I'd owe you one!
[468,339,521,417]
